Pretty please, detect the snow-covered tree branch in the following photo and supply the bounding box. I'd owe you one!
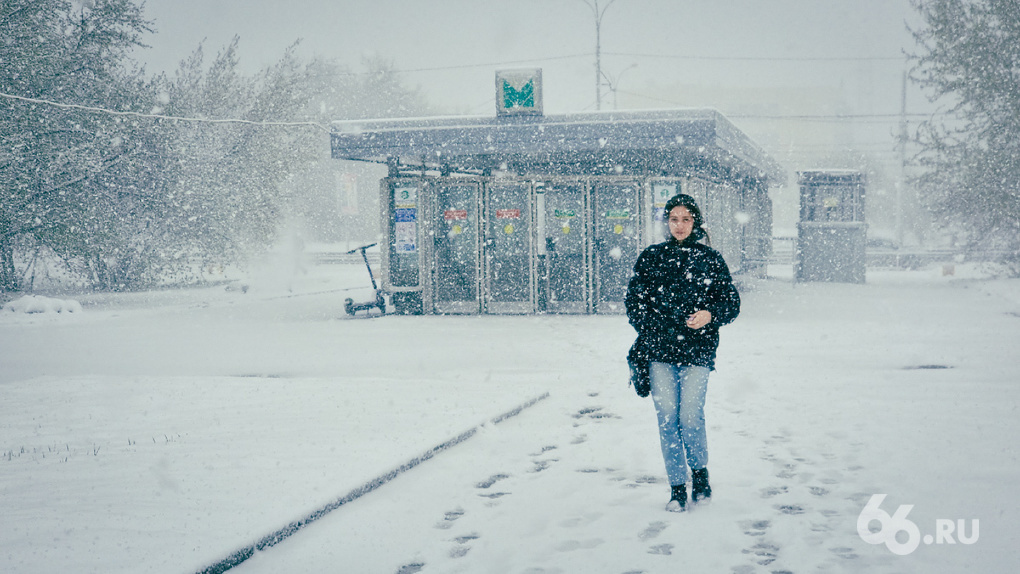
[909,0,1020,272]
[1,1,432,292]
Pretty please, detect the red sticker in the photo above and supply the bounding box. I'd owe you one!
[496,209,521,219]
[444,209,468,221]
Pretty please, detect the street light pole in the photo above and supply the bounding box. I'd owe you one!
[606,63,637,109]
[897,68,907,248]
[580,0,619,110]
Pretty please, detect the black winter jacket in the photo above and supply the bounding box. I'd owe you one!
[625,238,740,370]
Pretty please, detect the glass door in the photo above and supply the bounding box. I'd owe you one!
[484,182,533,313]
[432,181,481,314]
[593,182,640,313]
[541,182,588,313]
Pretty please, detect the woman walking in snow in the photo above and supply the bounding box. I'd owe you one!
[625,193,741,512]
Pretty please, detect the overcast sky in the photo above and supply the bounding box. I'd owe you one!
[134,0,933,215]
[135,0,925,114]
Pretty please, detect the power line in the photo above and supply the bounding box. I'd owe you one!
[0,91,330,132]
[3,86,939,136]
[604,51,906,63]
[730,113,930,123]
[380,53,592,75]
[615,89,936,122]
[349,51,903,77]
[375,51,905,77]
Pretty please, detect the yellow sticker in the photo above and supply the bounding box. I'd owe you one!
[452,224,463,235]
[562,224,571,234]
[614,224,624,234]
[504,223,514,235]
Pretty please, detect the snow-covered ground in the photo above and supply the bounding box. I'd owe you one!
[1,262,1018,574]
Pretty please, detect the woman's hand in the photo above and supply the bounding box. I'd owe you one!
[686,310,712,329]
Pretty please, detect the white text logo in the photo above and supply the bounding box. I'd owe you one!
[857,494,979,555]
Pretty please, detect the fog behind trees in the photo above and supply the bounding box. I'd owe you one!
[3,0,1017,292]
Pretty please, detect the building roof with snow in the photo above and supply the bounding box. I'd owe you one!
[331,108,785,186]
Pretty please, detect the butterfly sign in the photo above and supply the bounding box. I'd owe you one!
[496,69,543,116]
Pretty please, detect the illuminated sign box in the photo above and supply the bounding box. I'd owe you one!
[495,68,543,116]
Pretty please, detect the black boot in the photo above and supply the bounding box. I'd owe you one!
[666,484,687,512]
[691,468,711,503]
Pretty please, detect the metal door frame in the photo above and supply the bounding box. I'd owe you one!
[381,177,427,314]
[428,178,482,314]
[535,177,592,314]
[482,179,537,314]
[592,180,642,314]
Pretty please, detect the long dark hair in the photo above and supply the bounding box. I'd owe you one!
[664,194,710,245]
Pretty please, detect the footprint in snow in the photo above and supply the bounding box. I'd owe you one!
[475,473,510,489]
[572,406,619,421]
[810,520,834,533]
[449,530,481,559]
[740,519,771,537]
[530,459,558,473]
[630,475,663,488]
[830,546,859,560]
[775,504,806,515]
[555,538,604,552]
[647,543,674,555]
[638,521,669,541]
[558,513,604,529]
[435,508,465,530]
[760,485,788,498]
[774,464,797,480]
[477,491,511,499]
[742,541,779,565]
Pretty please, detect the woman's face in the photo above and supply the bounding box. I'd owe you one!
[668,205,695,241]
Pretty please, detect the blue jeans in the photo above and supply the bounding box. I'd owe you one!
[649,362,711,486]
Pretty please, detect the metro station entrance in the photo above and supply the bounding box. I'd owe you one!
[334,74,783,315]
[381,176,681,315]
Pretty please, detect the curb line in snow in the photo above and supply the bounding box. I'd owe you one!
[194,392,551,574]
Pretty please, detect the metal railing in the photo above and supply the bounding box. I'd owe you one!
[768,236,1007,269]
[309,251,381,266]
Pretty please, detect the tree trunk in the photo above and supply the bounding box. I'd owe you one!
[0,237,19,292]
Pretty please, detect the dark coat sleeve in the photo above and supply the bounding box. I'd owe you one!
[702,249,740,327]
[625,247,674,337]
